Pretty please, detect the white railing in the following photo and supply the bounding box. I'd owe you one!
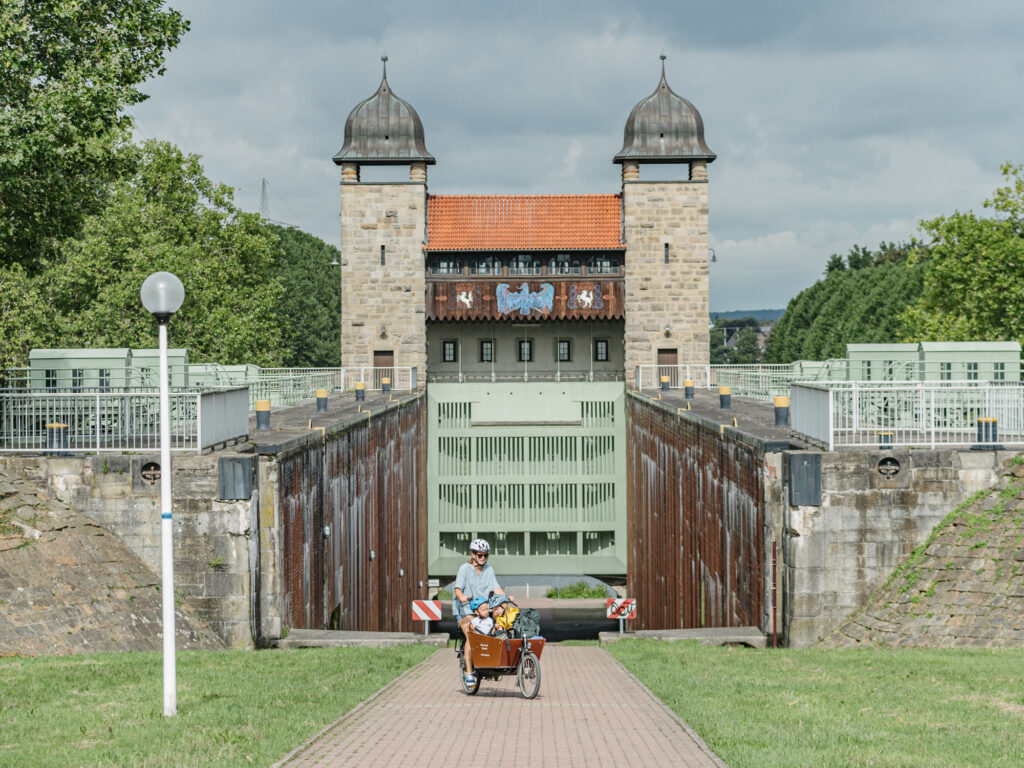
[0,388,249,455]
[791,382,1024,449]
[249,367,416,409]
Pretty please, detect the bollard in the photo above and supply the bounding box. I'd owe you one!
[381,377,391,394]
[45,423,69,454]
[355,381,365,401]
[684,379,695,399]
[974,417,1002,450]
[719,386,731,409]
[878,431,893,449]
[773,396,790,427]
[315,388,328,413]
[660,375,670,392]
[255,400,271,430]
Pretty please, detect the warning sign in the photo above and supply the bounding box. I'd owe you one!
[606,598,637,620]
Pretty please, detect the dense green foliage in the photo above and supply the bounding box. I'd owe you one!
[901,163,1024,342]
[763,241,926,363]
[38,141,285,366]
[0,0,188,268]
[611,640,1024,768]
[710,316,762,364]
[271,224,341,367]
[0,645,434,767]
[546,581,609,599]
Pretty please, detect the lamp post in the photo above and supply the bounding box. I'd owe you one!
[140,271,185,717]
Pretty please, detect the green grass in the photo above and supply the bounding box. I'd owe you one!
[0,645,435,767]
[609,640,1024,768]
[546,581,608,599]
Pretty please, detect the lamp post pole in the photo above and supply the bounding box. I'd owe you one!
[140,271,185,718]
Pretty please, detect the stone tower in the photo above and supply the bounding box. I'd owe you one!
[616,56,714,384]
[333,57,432,379]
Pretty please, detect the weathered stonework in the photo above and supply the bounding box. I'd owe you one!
[340,181,428,380]
[622,178,710,384]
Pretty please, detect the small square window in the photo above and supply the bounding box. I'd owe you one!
[480,340,493,363]
[967,362,979,381]
[442,340,458,363]
[72,369,83,392]
[557,339,571,362]
[518,339,533,362]
[98,369,111,391]
[594,339,609,362]
[44,369,57,390]
[940,362,951,381]
[995,362,1006,381]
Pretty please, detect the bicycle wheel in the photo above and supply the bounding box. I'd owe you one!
[517,651,540,699]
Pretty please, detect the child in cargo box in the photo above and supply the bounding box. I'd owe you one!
[489,594,519,638]
[463,597,493,684]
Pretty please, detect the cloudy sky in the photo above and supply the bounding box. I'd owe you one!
[129,1,1024,311]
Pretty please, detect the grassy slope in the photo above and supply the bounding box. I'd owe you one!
[0,646,435,767]
[609,640,1024,768]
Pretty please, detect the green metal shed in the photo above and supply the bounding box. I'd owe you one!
[131,348,190,387]
[28,349,133,390]
[845,343,919,380]
[917,341,1021,381]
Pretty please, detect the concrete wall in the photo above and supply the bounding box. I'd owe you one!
[622,179,710,383]
[777,449,1013,647]
[43,454,256,647]
[340,181,428,376]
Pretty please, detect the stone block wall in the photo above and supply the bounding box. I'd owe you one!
[622,179,710,384]
[43,454,256,648]
[340,181,427,378]
[779,449,1014,647]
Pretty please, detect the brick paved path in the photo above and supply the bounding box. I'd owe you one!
[276,645,726,768]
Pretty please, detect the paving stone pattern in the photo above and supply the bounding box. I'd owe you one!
[276,646,725,768]
[824,464,1024,648]
[0,458,224,655]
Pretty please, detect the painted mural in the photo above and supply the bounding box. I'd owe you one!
[496,282,555,316]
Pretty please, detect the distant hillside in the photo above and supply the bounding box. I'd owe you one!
[710,308,785,323]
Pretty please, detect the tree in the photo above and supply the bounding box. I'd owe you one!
[710,316,762,364]
[0,1,188,268]
[39,141,284,366]
[901,163,1024,342]
[0,264,48,377]
[764,241,927,363]
[270,225,341,367]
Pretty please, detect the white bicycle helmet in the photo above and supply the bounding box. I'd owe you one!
[469,538,491,553]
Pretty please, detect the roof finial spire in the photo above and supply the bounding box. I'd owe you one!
[660,53,666,79]
[381,54,388,80]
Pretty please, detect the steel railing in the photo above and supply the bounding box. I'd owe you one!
[791,382,1024,449]
[0,387,249,455]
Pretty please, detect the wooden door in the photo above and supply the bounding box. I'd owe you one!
[373,350,394,389]
[657,348,679,387]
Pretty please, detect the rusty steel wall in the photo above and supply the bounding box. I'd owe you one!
[278,399,427,632]
[627,395,765,631]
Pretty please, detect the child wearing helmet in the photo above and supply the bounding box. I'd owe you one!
[488,594,520,638]
[469,597,494,636]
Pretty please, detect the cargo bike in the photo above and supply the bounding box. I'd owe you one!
[456,631,545,699]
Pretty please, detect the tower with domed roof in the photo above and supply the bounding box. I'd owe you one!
[616,56,714,380]
[333,56,431,375]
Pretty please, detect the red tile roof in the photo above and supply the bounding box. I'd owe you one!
[426,195,625,251]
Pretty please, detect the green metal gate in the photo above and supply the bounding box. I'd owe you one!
[427,382,626,577]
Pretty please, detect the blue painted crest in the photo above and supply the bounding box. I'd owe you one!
[496,283,554,316]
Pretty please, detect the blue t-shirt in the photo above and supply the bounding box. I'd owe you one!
[452,562,501,619]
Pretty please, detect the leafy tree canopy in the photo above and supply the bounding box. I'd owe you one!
[0,0,188,268]
[901,163,1024,343]
[270,224,341,367]
[764,241,926,363]
[37,140,284,366]
[710,316,762,364]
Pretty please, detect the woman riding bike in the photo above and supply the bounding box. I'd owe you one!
[452,538,512,684]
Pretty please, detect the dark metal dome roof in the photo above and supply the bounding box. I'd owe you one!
[613,57,715,165]
[333,57,435,166]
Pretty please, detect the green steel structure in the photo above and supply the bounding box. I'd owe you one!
[427,382,627,578]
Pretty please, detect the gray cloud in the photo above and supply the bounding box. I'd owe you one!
[130,1,1024,310]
